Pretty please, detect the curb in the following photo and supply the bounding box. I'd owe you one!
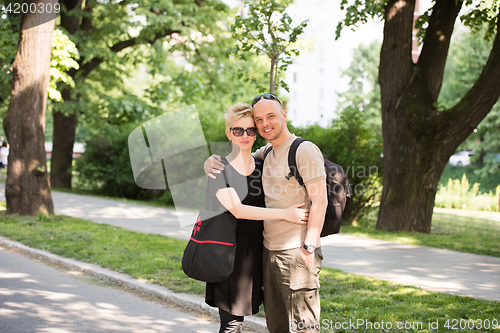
[0,236,269,333]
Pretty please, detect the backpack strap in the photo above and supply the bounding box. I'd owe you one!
[263,145,273,159]
[286,138,308,188]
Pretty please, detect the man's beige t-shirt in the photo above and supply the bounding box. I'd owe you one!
[254,134,326,251]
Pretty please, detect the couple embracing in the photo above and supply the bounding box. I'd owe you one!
[200,93,327,333]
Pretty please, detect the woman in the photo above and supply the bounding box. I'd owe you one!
[204,102,308,333]
[0,141,8,169]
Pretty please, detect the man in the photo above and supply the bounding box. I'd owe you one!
[205,93,327,332]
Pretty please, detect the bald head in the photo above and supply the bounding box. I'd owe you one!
[253,99,290,145]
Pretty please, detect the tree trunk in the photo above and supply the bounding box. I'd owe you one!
[49,2,82,190]
[376,0,500,233]
[3,0,56,215]
[50,91,77,189]
[269,58,276,94]
[376,94,449,233]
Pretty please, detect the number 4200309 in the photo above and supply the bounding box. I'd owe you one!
[2,2,61,15]
[444,319,499,330]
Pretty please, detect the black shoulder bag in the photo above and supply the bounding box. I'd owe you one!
[182,167,238,283]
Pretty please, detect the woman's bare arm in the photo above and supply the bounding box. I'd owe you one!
[215,187,308,224]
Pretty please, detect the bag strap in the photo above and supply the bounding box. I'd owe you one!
[204,159,231,211]
[286,138,308,188]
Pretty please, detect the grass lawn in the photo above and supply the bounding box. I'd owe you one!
[0,202,498,333]
[341,208,500,257]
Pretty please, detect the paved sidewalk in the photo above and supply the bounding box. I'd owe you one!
[0,237,267,333]
[0,183,499,302]
[0,241,225,333]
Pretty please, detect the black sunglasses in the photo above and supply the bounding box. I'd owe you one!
[251,93,282,107]
[230,127,258,137]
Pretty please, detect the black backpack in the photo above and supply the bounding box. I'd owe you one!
[264,138,352,237]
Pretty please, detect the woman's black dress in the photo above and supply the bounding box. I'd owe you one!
[205,157,265,316]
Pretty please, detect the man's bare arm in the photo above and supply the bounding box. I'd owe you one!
[203,154,225,179]
[203,143,271,178]
[301,179,327,267]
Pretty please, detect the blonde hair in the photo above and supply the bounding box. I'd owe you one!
[224,102,253,130]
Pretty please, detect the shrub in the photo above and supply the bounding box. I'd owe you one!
[435,174,500,212]
[74,123,170,203]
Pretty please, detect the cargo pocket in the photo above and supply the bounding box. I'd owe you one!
[290,288,320,332]
[290,248,321,291]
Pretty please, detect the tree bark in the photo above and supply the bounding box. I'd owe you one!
[376,0,500,233]
[50,88,77,189]
[269,58,276,94]
[49,1,83,189]
[3,0,56,215]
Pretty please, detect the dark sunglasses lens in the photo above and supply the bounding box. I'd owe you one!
[232,127,244,136]
[247,127,257,136]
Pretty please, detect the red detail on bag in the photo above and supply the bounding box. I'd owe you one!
[189,237,234,246]
[192,216,202,236]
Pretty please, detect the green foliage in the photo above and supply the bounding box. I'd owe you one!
[308,40,383,223]
[460,0,499,41]
[48,29,79,102]
[73,122,170,203]
[47,0,235,132]
[337,0,499,45]
[230,0,307,93]
[0,15,17,108]
[144,13,268,117]
[335,0,385,40]
[439,164,500,194]
[435,174,500,212]
[439,25,500,177]
[439,26,493,108]
[337,40,382,132]
[68,5,273,200]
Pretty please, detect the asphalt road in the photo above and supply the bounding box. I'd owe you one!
[0,245,221,333]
